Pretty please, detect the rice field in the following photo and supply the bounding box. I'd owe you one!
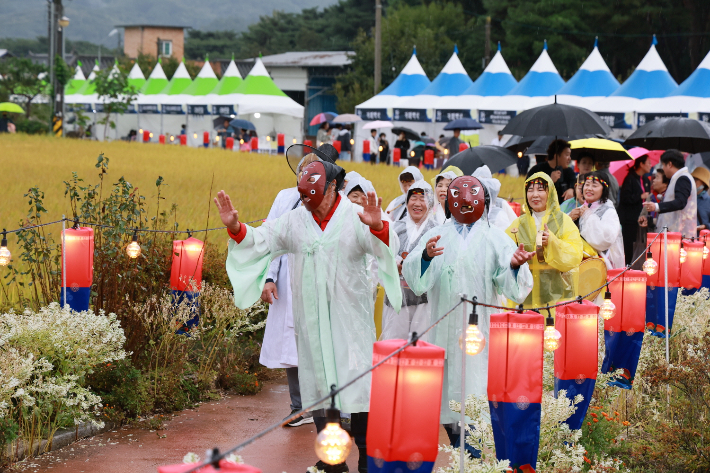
[0,134,525,233]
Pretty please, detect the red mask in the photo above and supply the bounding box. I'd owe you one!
[447,176,486,224]
[298,161,328,212]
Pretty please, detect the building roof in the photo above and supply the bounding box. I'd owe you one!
[244,51,352,68]
[116,24,190,29]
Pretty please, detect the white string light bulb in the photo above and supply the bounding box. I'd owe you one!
[599,290,616,320]
[0,231,11,266]
[126,230,141,259]
[643,252,658,276]
[543,315,561,352]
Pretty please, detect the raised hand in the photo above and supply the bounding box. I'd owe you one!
[214,190,240,234]
[541,224,550,247]
[510,244,535,269]
[357,191,384,231]
[425,235,444,259]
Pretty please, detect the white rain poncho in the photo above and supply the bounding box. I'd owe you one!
[472,165,518,230]
[382,181,440,341]
[385,166,424,222]
[344,173,375,197]
[226,198,402,413]
[431,169,460,224]
[579,200,625,270]
[259,187,302,369]
[657,166,698,236]
[402,218,533,424]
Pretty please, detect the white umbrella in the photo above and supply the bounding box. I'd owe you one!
[332,113,362,124]
[361,120,393,130]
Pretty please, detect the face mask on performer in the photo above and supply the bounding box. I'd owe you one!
[446,176,486,224]
[298,161,329,212]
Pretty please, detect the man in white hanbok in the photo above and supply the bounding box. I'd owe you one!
[215,156,402,473]
[402,175,534,453]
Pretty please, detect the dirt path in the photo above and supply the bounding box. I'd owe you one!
[11,378,452,473]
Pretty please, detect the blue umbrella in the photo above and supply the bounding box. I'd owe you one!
[229,118,256,131]
[444,118,483,131]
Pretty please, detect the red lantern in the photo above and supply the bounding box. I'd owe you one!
[458,142,468,153]
[332,140,341,153]
[159,134,166,144]
[602,269,647,388]
[646,232,681,287]
[363,140,370,154]
[509,201,521,217]
[61,227,94,312]
[226,137,234,150]
[424,149,434,165]
[203,131,210,146]
[367,339,445,472]
[250,137,258,151]
[488,311,544,471]
[554,301,599,430]
[393,148,401,164]
[179,134,187,146]
[158,460,260,473]
[143,130,150,142]
[700,229,710,275]
[170,237,205,293]
[680,239,704,289]
[277,133,285,154]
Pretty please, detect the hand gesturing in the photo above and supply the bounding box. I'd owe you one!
[213,190,240,234]
[510,244,535,269]
[357,191,384,231]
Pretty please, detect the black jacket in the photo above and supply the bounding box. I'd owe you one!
[619,171,652,223]
[658,175,692,214]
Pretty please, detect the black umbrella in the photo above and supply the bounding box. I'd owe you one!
[444,118,483,131]
[501,103,612,142]
[505,134,603,155]
[444,145,518,175]
[229,118,256,131]
[624,117,710,153]
[391,126,421,141]
[213,116,233,129]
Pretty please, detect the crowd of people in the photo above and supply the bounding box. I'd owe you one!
[212,139,701,472]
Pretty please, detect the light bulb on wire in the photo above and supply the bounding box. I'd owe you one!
[643,252,658,276]
[126,230,141,259]
[314,386,352,465]
[459,298,485,356]
[599,290,616,320]
[543,313,561,352]
[680,243,687,264]
[0,230,11,266]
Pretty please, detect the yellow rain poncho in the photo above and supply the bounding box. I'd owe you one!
[505,172,583,308]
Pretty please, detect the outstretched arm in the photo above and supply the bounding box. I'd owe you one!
[358,191,384,231]
[214,190,241,234]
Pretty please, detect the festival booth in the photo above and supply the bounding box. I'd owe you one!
[64,64,86,100]
[436,43,518,143]
[182,60,220,147]
[134,61,170,140]
[108,63,146,139]
[482,41,565,120]
[590,36,679,133]
[637,49,710,116]
[231,58,304,150]
[393,47,474,142]
[65,61,100,134]
[158,62,194,143]
[204,58,243,117]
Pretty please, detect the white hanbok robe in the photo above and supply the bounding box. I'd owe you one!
[259,187,301,369]
[402,219,533,424]
[579,200,625,270]
[226,198,402,413]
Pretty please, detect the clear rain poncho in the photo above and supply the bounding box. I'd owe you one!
[431,166,463,224]
[505,172,583,308]
[385,166,424,222]
[381,181,440,341]
[226,198,402,413]
[472,165,518,230]
[402,214,533,424]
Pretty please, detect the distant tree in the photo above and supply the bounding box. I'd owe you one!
[92,65,137,140]
[185,30,240,60]
[0,57,48,118]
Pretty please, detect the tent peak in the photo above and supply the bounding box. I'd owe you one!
[578,45,613,73]
[196,60,217,79]
[454,44,459,54]
[652,34,658,46]
[221,60,242,79]
[73,65,86,81]
[636,44,669,72]
[543,39,548,50]
[413,45,416,56]
[400,53,427,76]
[497,41,501,52]
[127,63,145,80]
[171,61,191,79]
[147,61,167,80]
[594,36,598,48]
[248,57,270,77]
[440,51,469,75]
[529,48,560,75]
[484,49,513,75]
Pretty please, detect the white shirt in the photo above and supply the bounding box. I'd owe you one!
[491,137,504,147]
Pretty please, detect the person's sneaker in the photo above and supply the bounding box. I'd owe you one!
[308,460,349,473]
[285,409,314,427]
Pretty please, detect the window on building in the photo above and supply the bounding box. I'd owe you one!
[159,40,172,57]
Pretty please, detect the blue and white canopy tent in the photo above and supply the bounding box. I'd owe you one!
[482,40,565,112]
[638,48,710,116]
[437,43,518,124]
[554,38,620,109]
[355,48,431,121]
[394,46,474,123]
[591,36,678,128]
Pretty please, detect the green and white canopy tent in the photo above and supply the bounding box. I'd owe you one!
[233,57,303,117]
[127,63,146,91]
[204,57,242,115]
[68,60,100,106]
[64,64,86,99]
[135,60,169,110]
[160,61,194,106]
[184,59,219,103]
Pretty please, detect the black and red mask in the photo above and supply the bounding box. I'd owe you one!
[446,176,487,224]
[298,161,328,212]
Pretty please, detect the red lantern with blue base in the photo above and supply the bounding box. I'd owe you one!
[488,311,544,472]
[554,300,598,430]
[645,286,678,338]
[603,269,647,389]
[362,140,371,162]
[680,239,704,290]
[367,339,445,473]
[700,229,710,289]
[170,237,205,332]
[277,133,285,154]
[60,227,94,312]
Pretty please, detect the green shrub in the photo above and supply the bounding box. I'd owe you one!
[221,372,261,395]
[15,118,48,135]
[87,359,153,419]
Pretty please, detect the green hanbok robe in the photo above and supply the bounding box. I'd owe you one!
[402,219,533,424]
[226,198,402,413]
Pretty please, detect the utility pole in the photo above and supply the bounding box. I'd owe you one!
[48,0,56,133]
[48,0,64,136]
[484,16,491,67]
[374,0,382,94]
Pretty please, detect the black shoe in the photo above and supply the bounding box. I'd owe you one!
[285,409,314,427]
[310,460,349,473]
